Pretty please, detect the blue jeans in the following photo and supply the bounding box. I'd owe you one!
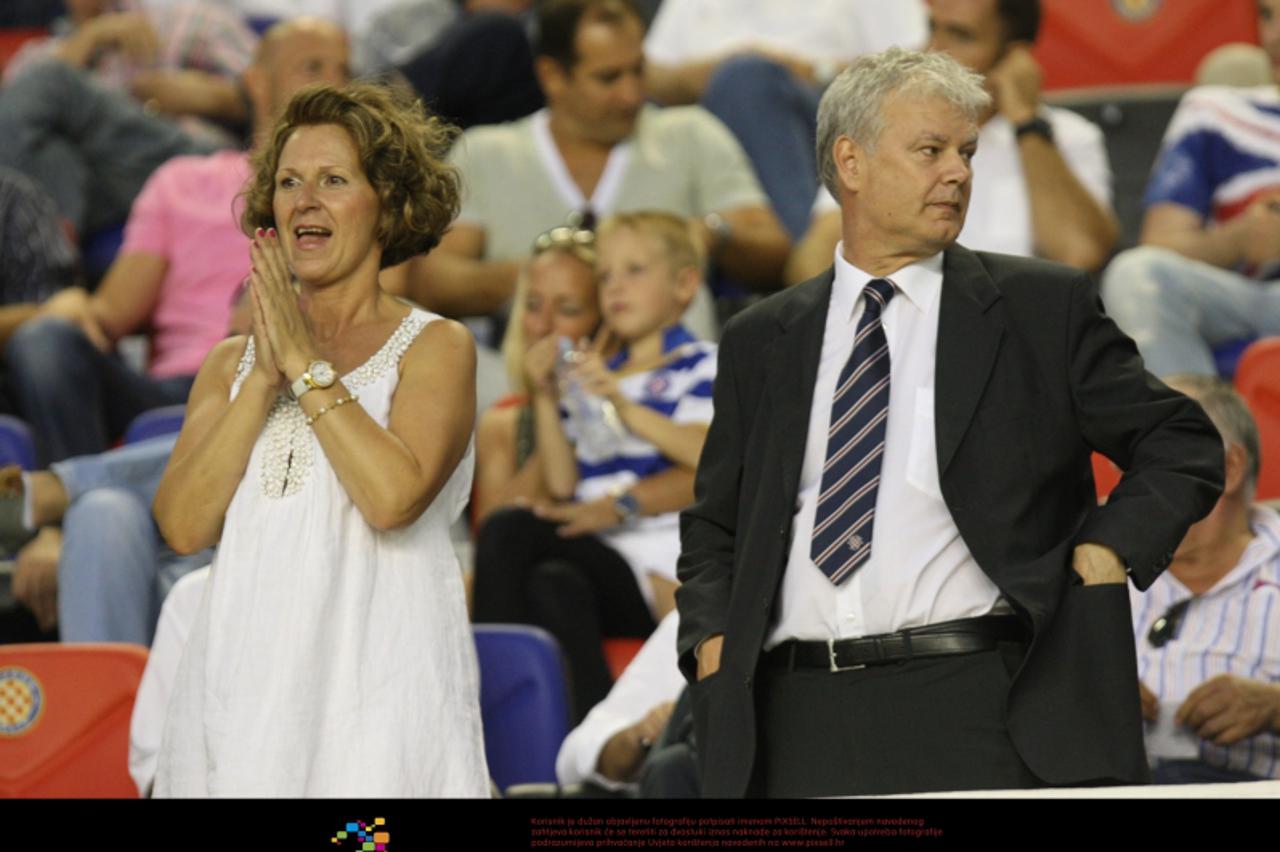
[6,317,194,464]
[54,435,212,645]
[701,55,822,240]
[1101,246,1280,377]
[0,61,215,234]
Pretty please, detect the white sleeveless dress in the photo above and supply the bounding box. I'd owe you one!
[154,307,489,797]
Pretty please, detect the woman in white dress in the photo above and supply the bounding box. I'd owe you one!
[151,82,489,797]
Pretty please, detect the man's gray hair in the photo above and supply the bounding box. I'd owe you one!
[815,47,992,199]
[1166,374,1261,493]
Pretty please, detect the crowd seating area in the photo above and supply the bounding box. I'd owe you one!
[0,0,1276,800]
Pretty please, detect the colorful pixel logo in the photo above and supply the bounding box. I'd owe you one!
[0,666,43,737]
[332,818,389,851]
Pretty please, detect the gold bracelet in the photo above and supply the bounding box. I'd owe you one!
[306,394,359,426]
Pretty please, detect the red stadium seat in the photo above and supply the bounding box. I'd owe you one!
[1234,338,1280,500]
[0,644,147,798]
[602,638,644,681]
[0,28,46,74]
[1091,452,1123,502]
[1035,0,1261,89]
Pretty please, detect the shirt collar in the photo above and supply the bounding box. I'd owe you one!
[831,243,944,321]
[606,323,696,370]
[1215,506,1280,593]
[1168,506,1280,598]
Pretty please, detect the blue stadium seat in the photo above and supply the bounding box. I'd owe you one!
[122,405,185,445]
[1213,337,1253,379]
[0,415,36,470]
[474,624,571,791]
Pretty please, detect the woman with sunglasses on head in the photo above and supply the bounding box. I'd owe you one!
[472,225,603,527]
[472,212,717,723]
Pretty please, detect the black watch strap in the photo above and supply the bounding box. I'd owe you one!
[1014,116,1054,142]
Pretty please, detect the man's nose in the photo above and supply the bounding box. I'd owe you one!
[942,151,971,183]
[616,72,645,109]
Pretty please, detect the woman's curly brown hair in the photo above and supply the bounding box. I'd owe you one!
[241,82,460,269]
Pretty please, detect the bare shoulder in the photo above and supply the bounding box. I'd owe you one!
[404,316,476,367]
[200,334,253,387]
[395,317,477,408]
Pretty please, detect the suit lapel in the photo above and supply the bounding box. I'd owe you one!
[766,269,833,504]
[935,246,1005,475]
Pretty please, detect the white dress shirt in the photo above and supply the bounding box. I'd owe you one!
[765,246,1005,648]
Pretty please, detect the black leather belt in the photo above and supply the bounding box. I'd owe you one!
[763,615,1028,673]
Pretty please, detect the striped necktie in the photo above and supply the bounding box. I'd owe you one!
[810,277,896,584]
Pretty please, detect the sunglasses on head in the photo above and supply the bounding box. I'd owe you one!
[533,224,596,254]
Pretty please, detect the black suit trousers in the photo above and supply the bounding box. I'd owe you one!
[754,644,1040,797]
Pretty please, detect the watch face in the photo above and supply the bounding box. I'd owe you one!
[309,361,337,387]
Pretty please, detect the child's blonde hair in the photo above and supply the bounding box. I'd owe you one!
[597,210,706,274]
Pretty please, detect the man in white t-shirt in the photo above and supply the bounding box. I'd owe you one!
[403,0,790,323]
[785,0,1117,284]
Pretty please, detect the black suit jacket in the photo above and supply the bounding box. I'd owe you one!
[675,245,1224,797]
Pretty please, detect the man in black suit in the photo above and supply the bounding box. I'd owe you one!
[675,46,1225,798]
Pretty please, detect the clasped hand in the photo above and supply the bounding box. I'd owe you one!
[248,227,317,387]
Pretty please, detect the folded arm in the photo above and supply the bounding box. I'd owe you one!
[1141,199,1280,271]
[1066,273,1225,588]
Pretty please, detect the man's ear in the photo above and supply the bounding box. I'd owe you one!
[833,135,864,196]
[1224,442,1250,497]
[534,55,567,101]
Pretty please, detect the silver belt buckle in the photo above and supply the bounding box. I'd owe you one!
[827,638,866,673]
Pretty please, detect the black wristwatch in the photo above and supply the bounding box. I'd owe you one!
[1014,116,1054,143]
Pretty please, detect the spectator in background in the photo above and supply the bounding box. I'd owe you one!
[1102,0,1280,377]
[362,0,545,129]
[4,433,207,642]
[786,0,1117,284]
[4,17,352,464]
[556,610,692,797]
[406,0,789,380]
[0,168,77,305]
[0,168,77,343]
[642,0,928,238]
[0,283,252,641]
[472,211,714,722]
[473,226,602,525]
[1133,376,1280,783]
[3,0,258,138]
[0,0,259,235]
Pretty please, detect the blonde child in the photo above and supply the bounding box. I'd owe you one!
[472,211,716,720]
